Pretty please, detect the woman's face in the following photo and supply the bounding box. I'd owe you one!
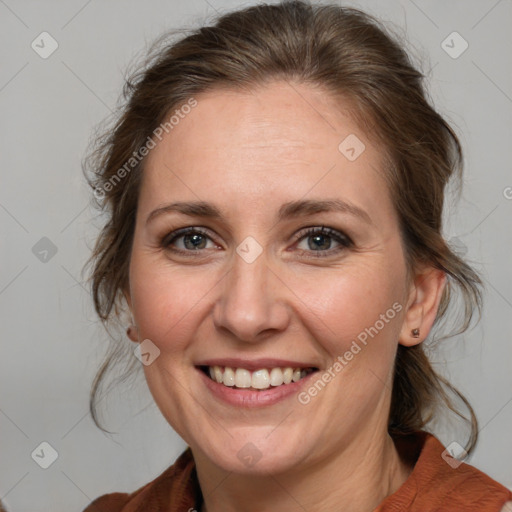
[127,81,414,474]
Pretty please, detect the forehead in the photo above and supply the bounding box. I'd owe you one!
[139,81,394,224]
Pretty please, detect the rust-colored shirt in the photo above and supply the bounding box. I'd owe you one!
[84,431,512,511]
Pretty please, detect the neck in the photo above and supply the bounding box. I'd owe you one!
[195,427,412,512]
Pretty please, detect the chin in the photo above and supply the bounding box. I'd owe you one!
[191,426,310,475]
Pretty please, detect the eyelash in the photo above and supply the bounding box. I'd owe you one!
[294,226,353,257]
[161,225,353,258]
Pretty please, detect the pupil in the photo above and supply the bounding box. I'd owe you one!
[309,234,330,251]
[185,234,206,250]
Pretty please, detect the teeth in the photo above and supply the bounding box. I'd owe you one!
[206,365,314,389]
[251,369,270,389]
[213,366,223,384]
[223,367,235,386]
[269,367,284,386]
[234,368,251,388]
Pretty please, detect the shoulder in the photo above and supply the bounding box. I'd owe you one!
[378,431,512,511]
[417,433,512,501]
[82,448,198,512]
[83,492,133,512]
[500,503,512,512]
[82,475,162,512]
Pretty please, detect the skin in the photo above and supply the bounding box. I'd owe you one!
[125,80,446,512]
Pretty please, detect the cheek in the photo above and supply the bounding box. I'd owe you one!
[296,258,406,381]
[300,268,405,417]
[129,255,209,354]
[307,265,404,338]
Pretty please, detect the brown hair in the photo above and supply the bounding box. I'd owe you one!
[83,0,483,451]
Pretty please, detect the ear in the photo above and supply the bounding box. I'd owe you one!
[123,288,139,343]
[399,266,446,346]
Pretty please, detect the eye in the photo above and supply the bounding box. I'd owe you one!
[294,226,352,257]
[162,227,218,253]
[161,225,352,258]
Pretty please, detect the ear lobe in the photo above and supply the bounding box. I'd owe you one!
[399,267,446,347]
[126,324,139,342]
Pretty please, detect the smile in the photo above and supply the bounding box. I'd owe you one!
[201,365,318,390]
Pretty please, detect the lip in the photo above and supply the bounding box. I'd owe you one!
[195,358,319,371]
[195,366,319,408]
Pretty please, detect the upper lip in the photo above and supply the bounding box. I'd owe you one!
[195,358,319,371]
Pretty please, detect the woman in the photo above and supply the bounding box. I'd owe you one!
[83,1,512,510]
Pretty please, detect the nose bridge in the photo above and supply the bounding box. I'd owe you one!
[213,242,289,342]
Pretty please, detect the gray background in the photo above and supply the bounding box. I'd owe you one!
[1,0,511,510]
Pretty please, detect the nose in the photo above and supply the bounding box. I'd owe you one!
[212,247,290,343]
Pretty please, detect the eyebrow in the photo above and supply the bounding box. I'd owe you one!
[146,198,372,226]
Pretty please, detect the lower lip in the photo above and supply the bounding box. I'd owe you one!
[197,368,317,408]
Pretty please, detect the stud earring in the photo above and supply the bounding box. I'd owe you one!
[411,328,420,338]
[126,317,138,338]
